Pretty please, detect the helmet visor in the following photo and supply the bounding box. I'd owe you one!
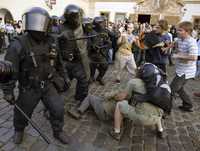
[22,13,50,32]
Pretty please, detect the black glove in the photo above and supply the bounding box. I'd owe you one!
[3,93,15,105]
[0,60,14,74]
[52,76,71,92]
[0,80,16,105]
[0,60,14,83]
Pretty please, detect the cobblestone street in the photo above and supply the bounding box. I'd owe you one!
[0,59,200,151]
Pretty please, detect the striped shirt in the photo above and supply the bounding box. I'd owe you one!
[175,36,198,79]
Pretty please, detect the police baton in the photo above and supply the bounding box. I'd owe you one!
[68,34,98,41]
[14,104,51,144]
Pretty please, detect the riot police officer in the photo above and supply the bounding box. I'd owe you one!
[2,7,69,144]
[58,4,90,102]
[50,15,60,34]
[89,16,111,85]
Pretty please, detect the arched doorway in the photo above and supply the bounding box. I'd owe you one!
[0,8,13,23]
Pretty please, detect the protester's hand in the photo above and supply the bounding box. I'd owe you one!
[114,92,128,101]
[172,53,179,59]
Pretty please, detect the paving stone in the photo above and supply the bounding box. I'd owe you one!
[179,135,191,143]
[131,144,143,151]
[0,130,14,143]
[1,121,13,129]
[20,134,38,150]
[0,142,3,148]
[26,127,40,137]
[117,146,129,151]
[93,132,107,147]
[144,144,156,151]
[12,146,26,151]
[0,118,6,124]
[0,113,12,121]
[165,129,177,136]
[156,143,169,151]
[132,136,143,144]
[182,142,196,151]
[0,127,9,136]
[169,143,185,151]
[143,136,156,145]
[1,142,16,151]
[132,126,143,136]
[29,140,48,151]
[176,127,188,136]
[167,135,180,144]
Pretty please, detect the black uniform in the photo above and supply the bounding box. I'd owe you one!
[2,7,69,144]
[89,16,111,85]
[5,33,65,131]
[0,29,4,51]
[58,5,90,101]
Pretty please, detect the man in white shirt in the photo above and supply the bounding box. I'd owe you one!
[171,21,198,112]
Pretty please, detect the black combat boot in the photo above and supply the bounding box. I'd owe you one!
[13,131,24,144]
[53,131,70,144]
[96,78,105,86]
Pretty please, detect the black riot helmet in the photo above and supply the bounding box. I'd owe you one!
[93,16,106,31]
[63,4,83,29]
[51,15,59,26]
[22,7,50,32]
[138,63,159,81]
[82,17,93,33]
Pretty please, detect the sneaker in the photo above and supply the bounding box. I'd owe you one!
[96,79,105,86]
[157,131,164,139]
[68,107,81,119]
[89,78,95,84]
[193,92,200,97]
[179,106,193,112]
[53,131,70,144]
[114,79,120,84]
[109,129,121,141]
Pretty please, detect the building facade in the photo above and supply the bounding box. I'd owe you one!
[0,0,200,26]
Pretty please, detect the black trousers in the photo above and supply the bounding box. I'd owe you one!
[0,36,3,50]
[170,74,193,109]
[14,83,64,133]
[65,61,88,101]
[90,62,108,80]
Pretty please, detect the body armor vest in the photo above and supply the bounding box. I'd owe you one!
[17,35,55,88]
[58,25,87,62]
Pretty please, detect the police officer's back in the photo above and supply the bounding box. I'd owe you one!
[88,16,111,85]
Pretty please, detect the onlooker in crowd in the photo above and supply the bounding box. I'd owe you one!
[170,25,177,40]
[153,19,172,72]
[5,20,15,42]
[167,29,174,66]
[110,24,120,62]
[171,21,198,112]
[114,23,139,83]
[15,20,23,35]
[193,37,200,97]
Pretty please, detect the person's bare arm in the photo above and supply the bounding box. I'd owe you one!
[114,92,128,101]
[173,53,197,61]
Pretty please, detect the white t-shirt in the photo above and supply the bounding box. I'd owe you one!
[175,36,198,79]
